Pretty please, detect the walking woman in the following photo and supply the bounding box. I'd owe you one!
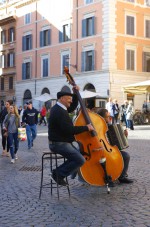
[3,105,20,163]
[0,100,13,157]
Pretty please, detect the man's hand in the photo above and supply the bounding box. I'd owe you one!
[87,123,95,131]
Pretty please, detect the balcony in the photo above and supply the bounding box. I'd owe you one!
[0,11,16,26]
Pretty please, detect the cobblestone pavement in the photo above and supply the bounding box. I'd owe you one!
[0,125,150,227]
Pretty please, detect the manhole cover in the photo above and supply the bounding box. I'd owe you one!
[19,166,42,171]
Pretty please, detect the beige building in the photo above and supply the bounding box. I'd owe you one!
[0,0,150,110]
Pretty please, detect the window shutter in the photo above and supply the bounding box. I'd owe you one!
[0,55,2,68]
[7,53,10,67]
[143,52,146,72]
[63,55,66,69]
[59,30,63,43]
[82,19,86,37]
[92,17,95,35]
[131,50,134,70]
[48,29,51,45]
[81,52,85,71]
[4,54,7,68]
[67,24,71,40]
[22,63,26,80]
[8,28,10,42]
[146,20,150,38]
[13,53,15,66]
[43,59,48,77]
[92,50,95,70]
[131,17,134,35]
[40,31,44,47]
[127,50,130,70]
[30,34,32,49]
[22,36,26,51]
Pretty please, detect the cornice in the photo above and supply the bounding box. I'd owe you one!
[15,0,39,9]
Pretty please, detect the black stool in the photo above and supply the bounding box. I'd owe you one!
[39,151,70,199]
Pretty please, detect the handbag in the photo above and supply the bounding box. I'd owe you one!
[18,127,27,141]
[3,130,8,137]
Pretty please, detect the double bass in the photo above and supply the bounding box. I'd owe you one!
[64,67,124,190]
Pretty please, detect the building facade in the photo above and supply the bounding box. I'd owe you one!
[0,0,17,109]
[0,0,150,110]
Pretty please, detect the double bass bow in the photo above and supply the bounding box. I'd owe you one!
[64,67,124,189]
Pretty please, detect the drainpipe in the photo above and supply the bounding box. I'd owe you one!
[35,1,37,95]
[76,0,78,72]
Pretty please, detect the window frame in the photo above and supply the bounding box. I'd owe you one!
[125,46,136,71]
[145,18,150,38]
[61,51,70,75]
[81,50,95,72]
[143,51,150,72]
[40,29,51,47]
[24,13,31,25]
[125,14,136,36]
[1,77,4,91]
[9,77,13,90]
[22,60,32,80]
[41,54,50,78]
[22,34,32,51]
[82,16,95,37]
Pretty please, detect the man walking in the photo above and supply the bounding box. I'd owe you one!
[22,101,38,149]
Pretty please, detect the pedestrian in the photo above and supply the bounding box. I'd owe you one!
[106,97,115,124]
[97,108,133,184]
[113,99,120,123]
[39,105,47,126]
[120,100,128,128]
[18,106,22,115]
[142,100,148,113]
[126,101,134,130]
[22,101,38,149]
[20,104,27,124]
[3,105,20,163]
[48,88,94,186]
[0,100,13,157]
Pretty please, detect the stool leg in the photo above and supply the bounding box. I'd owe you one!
[50,153,53,195]
[39,154,44,199]
[55,154,60,199]
[64,157,70,197]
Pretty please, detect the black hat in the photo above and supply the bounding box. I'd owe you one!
[26,100,32,105]
[57,91,74,99]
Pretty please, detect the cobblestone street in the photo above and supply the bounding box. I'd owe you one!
[0,125,150,227]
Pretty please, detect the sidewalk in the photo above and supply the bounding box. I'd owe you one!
[0,125,150,227]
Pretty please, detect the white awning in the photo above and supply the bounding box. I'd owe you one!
[123,80,150,94]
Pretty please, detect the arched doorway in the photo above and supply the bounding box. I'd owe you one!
[83,83,96,109]
[41,87,50,94]
[61,86,71,93]
[23,89,32,104]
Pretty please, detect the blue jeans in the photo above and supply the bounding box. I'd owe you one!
[49,141,85,177]
[26,124,37,148]
[127,120,134,129]
[8,132,19,159]
[120,150,130,178]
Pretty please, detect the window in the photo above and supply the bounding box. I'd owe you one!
[81,50,95,72]
[1,77,4,91]
[145,0,150,6]
[41,55,49,77]
[40,29,51,47]
[0,54,6,68]
[82,17,95,37]
[25,13,31,24]
[22,34,32,51]
[126,15,135,35]
[7,53,15,67]
[22,62,31,80]
[59,24,71,42]
[85,0,93,4]
[126,49,135,71]
[8,27,15,42]
[9,77,13,90]
[61,53,69,74]
[145,20,150,38]
[143,52,150,72]
[1,30,6,44]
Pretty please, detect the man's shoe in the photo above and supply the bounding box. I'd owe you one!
[119,177,133,184]
[52,170,68,186]
[108,181,115,187]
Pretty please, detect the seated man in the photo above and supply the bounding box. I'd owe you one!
[97,108,133,184]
